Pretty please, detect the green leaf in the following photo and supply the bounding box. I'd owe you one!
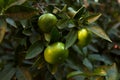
[73,6,86,20]
[67,68,106,79]
[88,45,98,52]
[0,20,7,43]
[61,4,67,12]
[5,5,38,20]
[47,64,58,75]
[65,29,77,49]
[67,7,76,18]
[57,19,65,29]
[89,54,112,65]
[1,0,16,10]
[16,67,32,80]
[57,19,75,29]
[6,18,17,28]
[16,68,27,80]
[8,0,27,8]
[87,26,112,42]
[105,63,118,80]
[67,71,83,79]
[0,0,23,13]
[50,27,61,43]
[20,20,28,28]
[111,49,120,55]
[29,33,41,44]
[83,58,93,70]
[66,59,82,70]
[72,45,83,55]
[57,12,68,19]
[86,13,102,23]
[22,28,32,36]
[0,66,16,80]
[25,41,44,59]
[44,33,51,42]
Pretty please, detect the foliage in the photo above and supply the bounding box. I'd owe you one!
[0,0,120,80]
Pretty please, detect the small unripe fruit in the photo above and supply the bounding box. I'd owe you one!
[77,28,92,48]
[38,13,57,33]
[44,42,69,64]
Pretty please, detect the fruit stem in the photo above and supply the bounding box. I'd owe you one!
[37,3,45,14]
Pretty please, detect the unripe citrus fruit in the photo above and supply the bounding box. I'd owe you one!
[38,13,57,33]
[77,28,92,48]
[44,42,69,64]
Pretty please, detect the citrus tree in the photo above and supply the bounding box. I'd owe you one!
[0,0,120,80]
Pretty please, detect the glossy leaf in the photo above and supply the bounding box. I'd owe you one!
[67,71,83,79]
[88,45,98,52]
[67,70,95,79]
[0,0,15,11]
[44,33,51,42]
[57,19,67,29]
[66,59,81,70]
[67,7,76,18]
[74,6,86,20]
[8,0,27,8]
[50,27,61,43]
[6,18,17,28]
[5,5,38,20]
[111,49,120,55]
[0,67,16,80]
[57,19,75,29]
[16,68,27,80]
[72,45,83,55]
[65,29,77,49]
[57,12,68,19]
[87,26,112,42]
[16,67,32,80]
[22,28,32,36]
[0,20,7,43]
[20,20,28,28]
[29,33,41,44]
[61,4,67,12]
[83,58,93,70]
[25,41,44,59]
[89,54,112,65]
[47,64,58,75]
[86,13,102,23]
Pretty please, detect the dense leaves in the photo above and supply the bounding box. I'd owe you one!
[0,0,120,80]
[88,26,112,42]
[25,41,44,59]
[65,29,77,49]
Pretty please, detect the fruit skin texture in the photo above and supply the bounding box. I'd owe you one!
[44,42,69,64]
[77,28,92,48]
[38,13,57,33]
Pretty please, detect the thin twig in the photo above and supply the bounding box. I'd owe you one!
[37,3,45,14]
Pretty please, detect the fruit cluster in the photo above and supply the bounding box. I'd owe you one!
[38,13,92,64]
